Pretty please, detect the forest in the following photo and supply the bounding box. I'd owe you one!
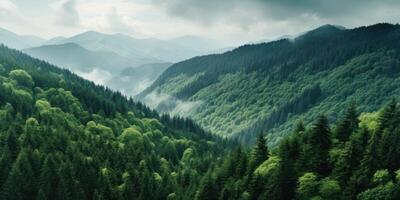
[1,43,400,200]
[139,23,400,145]
[0,45,230,200]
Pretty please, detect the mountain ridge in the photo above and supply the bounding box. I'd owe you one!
[139,23,400,145]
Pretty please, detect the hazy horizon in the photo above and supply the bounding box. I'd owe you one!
[1,0,400,46]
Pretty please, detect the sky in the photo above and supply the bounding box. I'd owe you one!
[1,0,400,45]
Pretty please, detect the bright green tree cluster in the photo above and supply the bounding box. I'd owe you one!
[195,101,400,200]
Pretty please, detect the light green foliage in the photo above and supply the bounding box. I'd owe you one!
[359,112,379,132]
[297,173,319,200]
[373,170,390,185]
[319,178,341,200]
[254,156,280,177]
[119,126,143,145]
[181,147,195,165]
[9,69,34,88]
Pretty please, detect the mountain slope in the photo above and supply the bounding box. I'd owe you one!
[0,44,229,199]
[0,27,44,49]
[139,23,400,145]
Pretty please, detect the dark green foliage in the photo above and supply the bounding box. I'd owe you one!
[0,45,231,200]
[2,24,400,199]
[251,134,269,167]
[195,100,400,200]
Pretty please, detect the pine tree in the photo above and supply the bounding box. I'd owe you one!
[334,103,359,142]
[277,138,298,200]
[1,149,35,200]
[39,154,59,200]
[252,134,269,167]
[306,115,331,176]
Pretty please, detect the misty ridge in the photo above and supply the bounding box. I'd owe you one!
[0,27,229,96]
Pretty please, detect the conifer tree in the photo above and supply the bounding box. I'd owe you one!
[334,103,359,142]
[305,115,331,176]
[252,133,269,167]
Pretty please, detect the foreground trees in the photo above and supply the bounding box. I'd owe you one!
[195,101,400,200]
[0,55,229,199]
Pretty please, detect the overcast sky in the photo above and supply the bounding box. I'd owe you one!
[1,0,400,45]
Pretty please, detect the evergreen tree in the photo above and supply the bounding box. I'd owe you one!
[252,133,269,167]
[305,115,331,176]
[334,103,359,142]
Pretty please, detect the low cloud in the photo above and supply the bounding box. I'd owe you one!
[143,91,202,117]
[75,68,112,85]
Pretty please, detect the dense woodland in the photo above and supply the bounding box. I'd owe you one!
[140,23,400,145]
[0,45,231,200]
[2,24,400,200]
[196,101,400,200]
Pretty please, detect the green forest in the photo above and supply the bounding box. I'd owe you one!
[0,45,230,199]
[140,23,400,145]
[0,24,400,200]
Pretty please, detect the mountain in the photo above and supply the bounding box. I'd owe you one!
[0,44,230,199]
[55,31,208,63]
[108,63,172,96]
[22,43,135,73]
[139,23,400,145]
[0,27,44,49]
[42,36,68,45]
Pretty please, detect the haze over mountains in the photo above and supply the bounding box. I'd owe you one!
[0,28,45,49]
[0,27,229,96]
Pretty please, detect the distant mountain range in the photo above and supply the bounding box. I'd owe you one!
[139,23,400,145]
[0,27,44,49]
[0,27,230,96]
[23,43,134,72]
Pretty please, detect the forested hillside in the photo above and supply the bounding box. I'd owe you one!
[1,43,400,200]
[139,23,400,145]
[195,101,400,200]
[0,45,230,200]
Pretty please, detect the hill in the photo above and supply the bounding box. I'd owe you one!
[139,23,400,145]
[22,43,137,73]
[0,27,44,49]
[0,45,230,199]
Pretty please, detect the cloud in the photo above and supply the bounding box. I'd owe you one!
[75,68,112,85]
[0,0,18,14]
[143,91,202,117]
[56,0,80,27]
[106,7,136,34]
[151,0,400,29]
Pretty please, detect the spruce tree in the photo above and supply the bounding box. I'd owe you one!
[307,115,331,176]
[252,133,269,167]
[334,103,359,142]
